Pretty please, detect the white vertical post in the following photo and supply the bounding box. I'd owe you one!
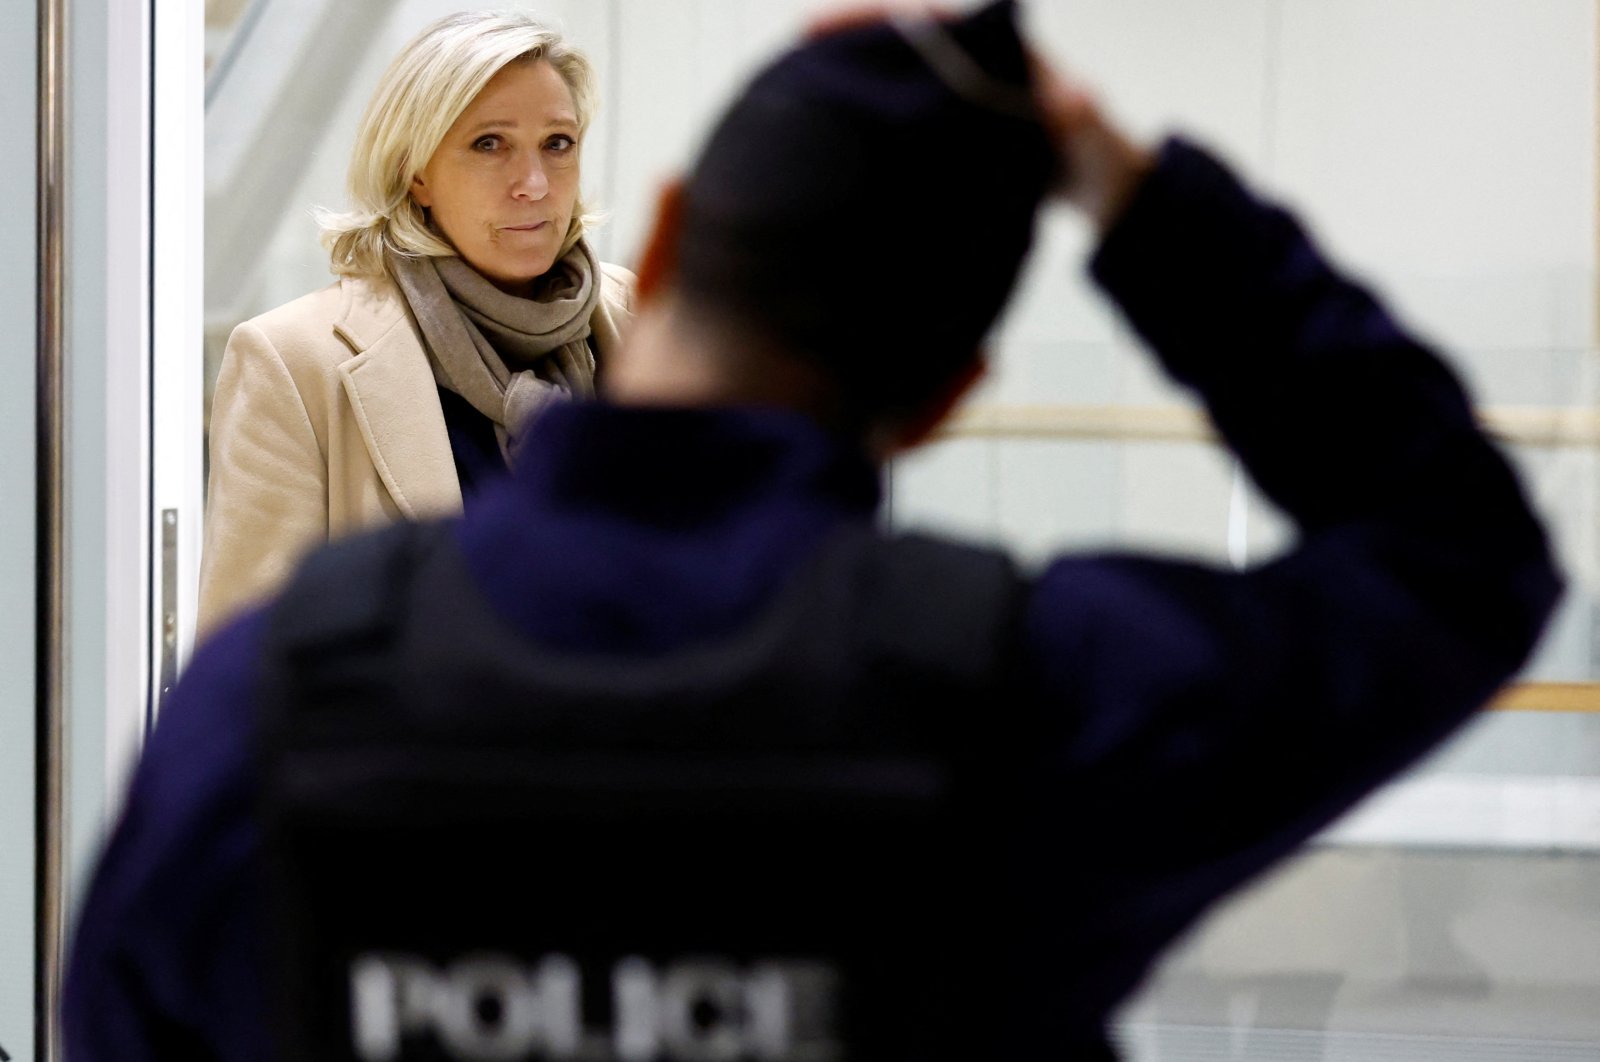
[102,0,152,811]
[149,0,205,720]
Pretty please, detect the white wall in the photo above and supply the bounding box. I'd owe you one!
[186,0,1600,1047]
[209,3,1600,384]
[902,0,1600,851]
[902,0,1599,581]
[206,0,1600,841]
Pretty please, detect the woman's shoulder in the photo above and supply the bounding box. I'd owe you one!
[228,273,412,365]
[598,260,639,315]
[588,261,639,360]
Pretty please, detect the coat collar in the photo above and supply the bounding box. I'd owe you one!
[331,273,462,518]
[322,266,637,520]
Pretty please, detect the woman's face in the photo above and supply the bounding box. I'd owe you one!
[411,59,581,295]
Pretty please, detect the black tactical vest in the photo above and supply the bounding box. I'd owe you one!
[260,518,1033,1062]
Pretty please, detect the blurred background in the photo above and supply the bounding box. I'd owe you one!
[1,2,1593,1060]
[201,1,1600,1058]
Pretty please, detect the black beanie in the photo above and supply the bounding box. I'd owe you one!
[677,0,1056,415]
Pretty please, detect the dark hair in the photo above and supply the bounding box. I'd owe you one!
[675,1,1055,421]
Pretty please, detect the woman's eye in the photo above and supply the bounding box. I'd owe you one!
[546,134,576,153]
[472,135,501,151]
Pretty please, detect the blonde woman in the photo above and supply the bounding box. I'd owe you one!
[200,11,635,633]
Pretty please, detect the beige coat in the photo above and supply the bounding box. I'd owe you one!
[199,265,636,635]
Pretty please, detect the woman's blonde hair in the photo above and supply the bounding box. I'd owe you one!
[319,10,598,277]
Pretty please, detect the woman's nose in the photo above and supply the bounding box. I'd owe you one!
[511,155,549,200]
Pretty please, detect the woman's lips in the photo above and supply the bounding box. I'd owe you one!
[500,221,549,232]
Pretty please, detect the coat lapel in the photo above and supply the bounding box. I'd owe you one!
[332,277,462,518]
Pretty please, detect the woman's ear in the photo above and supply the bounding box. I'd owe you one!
[410,174,433,209]
[635,178,686,304]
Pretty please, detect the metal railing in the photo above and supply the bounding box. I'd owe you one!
[936,401,1600,714]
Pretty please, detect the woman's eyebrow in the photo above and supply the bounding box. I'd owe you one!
[464,113,579,136]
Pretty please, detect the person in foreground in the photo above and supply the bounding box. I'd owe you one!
[199,10,635,635]
[67,3,1560,1059]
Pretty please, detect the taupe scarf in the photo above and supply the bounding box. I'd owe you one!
[389,240,601,461]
